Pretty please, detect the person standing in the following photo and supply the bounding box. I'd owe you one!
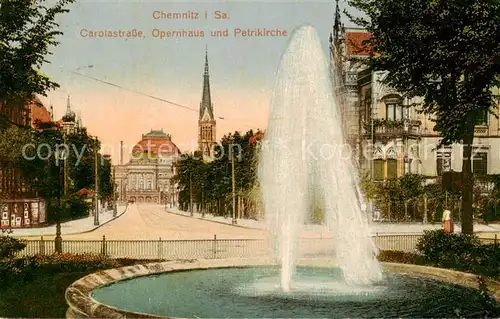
[442,209,454,233]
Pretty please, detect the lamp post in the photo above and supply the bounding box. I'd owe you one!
[231,150,237,225]
[201,182,205,218]
[112,165,117,217]
[94,137,100,226]
[189,172,193,216]
[55,142,67,254]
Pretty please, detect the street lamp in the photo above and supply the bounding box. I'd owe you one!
[189,172,193,216]
[230,149,237,225]
[94,137,100,226]
[112,165,117,217]
[55,143,68,253]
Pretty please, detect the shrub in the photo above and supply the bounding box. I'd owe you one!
[0,253,163,288]
[415,230,480,267]
[415,230,500,278]
[377,250,427,265]
[377,250,415,264]
[0,236,26,258]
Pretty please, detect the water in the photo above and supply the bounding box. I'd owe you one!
[258,24,382,290]
[92,266,489,318]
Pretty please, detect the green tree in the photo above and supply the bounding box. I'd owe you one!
[347,0,500,233]
[99,155,112,201]
[0,0,75,108]
[67,131,96,193]
[174,129,262,219]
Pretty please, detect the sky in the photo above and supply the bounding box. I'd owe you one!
[39,0,360,163]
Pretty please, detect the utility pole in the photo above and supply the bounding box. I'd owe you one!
[94,137,100,226]
[189,172,193,216]
[63,133,69,196]
[55,137,67,254]
[231,151,237,225]
[112,165,117,217]
[201,182,205,218]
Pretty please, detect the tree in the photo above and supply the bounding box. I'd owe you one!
[347,0,500,233]
[174,129,263,219]
[0,0,75,108]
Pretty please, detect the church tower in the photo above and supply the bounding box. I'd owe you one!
[198,48,216,160]
[61,95,76,135]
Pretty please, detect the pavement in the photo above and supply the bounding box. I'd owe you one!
[8,204,500,240]
[167,206,500,236]
[8,204,128,238]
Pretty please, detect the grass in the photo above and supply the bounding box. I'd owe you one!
[0,271,88,318]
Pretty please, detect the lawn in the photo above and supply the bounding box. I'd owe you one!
[0,272,88,318]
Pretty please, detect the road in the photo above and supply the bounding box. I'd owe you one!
[62,204,269,240]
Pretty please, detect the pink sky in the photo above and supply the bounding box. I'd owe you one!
[39,86,270,164]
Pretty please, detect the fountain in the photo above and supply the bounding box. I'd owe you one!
[258,24,382,291]
[65,25,500,319]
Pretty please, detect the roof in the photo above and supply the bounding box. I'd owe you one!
[199,50,215,121]
[142,129,170,139]
[345,31,372,56]
[132,130,181,156]
[28,97,58,130]
[30,102,52,125]
[75,188,96,196]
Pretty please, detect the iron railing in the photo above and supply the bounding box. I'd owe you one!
[15,234,498,260]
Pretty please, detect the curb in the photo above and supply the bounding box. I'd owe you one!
[13,205,130,238]
[165,209,262,230]
[69,204,130,236]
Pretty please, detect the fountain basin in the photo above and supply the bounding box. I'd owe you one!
[65,258,500,318]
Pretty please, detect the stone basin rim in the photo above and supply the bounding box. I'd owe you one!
[65,258,500,319]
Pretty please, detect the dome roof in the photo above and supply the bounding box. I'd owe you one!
[62,110,76,122]
[132,129,181,157]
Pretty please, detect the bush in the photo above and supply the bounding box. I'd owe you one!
[416,229,480,267]
[377,250,427,265]
[415,230,500,277]
[0,236,26,258]
[0,253,164,288]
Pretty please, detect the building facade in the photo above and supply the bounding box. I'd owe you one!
[0,96,49,228]
[198,49,217,160]
[330,2,500,181]
[0,94,88,228]
[114,130,180,204]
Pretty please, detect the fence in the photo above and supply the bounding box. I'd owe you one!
[17,233,495,260]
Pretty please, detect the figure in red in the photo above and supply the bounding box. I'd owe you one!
[442,209,454,233]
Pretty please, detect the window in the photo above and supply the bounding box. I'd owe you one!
[436,153,451,176]
[386,103,403,121]
[373,159,384,181]
[387,159,398,179]
[386,104,395,121]
[473,152,488,176]
[475,110,488,126]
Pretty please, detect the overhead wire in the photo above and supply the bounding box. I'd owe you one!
[62,67,256,122]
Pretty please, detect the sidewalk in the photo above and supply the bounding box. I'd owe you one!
[166,207,500,235]
[167,207,266,229]
[7,204,128,237]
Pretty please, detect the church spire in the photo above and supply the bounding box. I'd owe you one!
[66,95,71,113]
[333,0,341,40]
[198,48,216,160]
[62,94,76,123]
[199,47,214,121]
